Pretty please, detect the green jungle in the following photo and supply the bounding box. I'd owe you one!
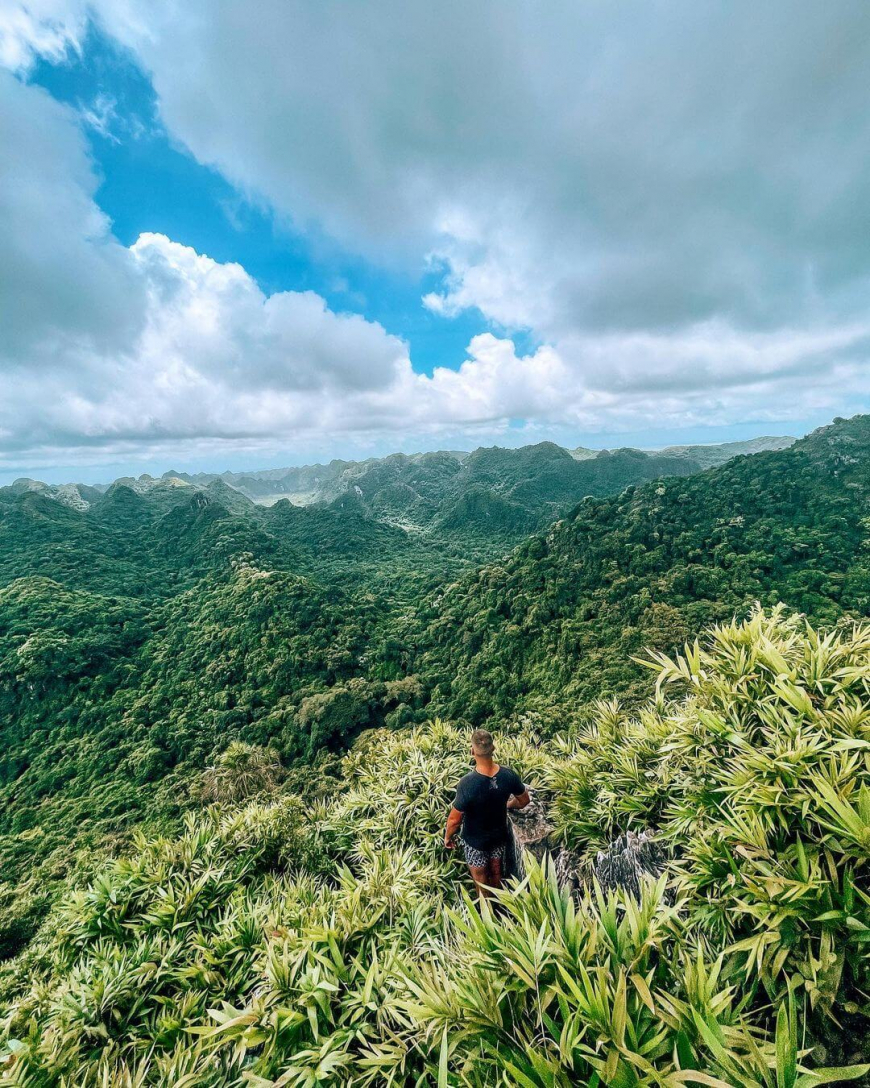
[2,415,870,1086]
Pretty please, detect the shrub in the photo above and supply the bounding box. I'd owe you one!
[549,607,870,1054]
[4,612,870,1084]
[196,742,286,804]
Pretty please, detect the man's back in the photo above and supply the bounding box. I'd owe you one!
[453,765,524,851]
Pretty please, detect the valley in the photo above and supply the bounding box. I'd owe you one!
[1,417,868,1083]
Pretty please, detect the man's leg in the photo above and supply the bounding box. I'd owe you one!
[468,865,491,898]
[468,849,503,899]
[487,853,503,891]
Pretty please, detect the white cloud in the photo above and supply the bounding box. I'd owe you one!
[413,327,870,436]
[0,70,416,464]
[78,91,119,141]
[82,0,870,336]
[129,234,408,396]
[0,0,87,71]
[95,0,870,422]
[0,68,144,361]
[2,0,870,475]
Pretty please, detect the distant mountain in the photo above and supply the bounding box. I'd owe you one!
[409,416,868,723]
[165,434,794,510]
[211,436,793,543]
[1,478,104,511]
[0,474,434,597]
[169,441,726,542]
[0,435,797,586]
[654,434,796,467]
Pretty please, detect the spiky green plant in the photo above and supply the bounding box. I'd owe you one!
[197,742,286,805]
[4,613,870,1084]
[549,607,870,1054]
[401,860,870,1087]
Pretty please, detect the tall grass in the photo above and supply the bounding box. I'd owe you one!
[3,609,869,1085]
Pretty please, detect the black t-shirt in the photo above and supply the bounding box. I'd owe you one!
[452,766,525,850]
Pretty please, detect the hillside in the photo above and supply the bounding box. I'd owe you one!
[0,433,784,601]
[3,611,870,1083]
[169,443,707,542]
[409,416,870,721]
[163,435,792,537]
[0,476,455,598]
[656,433,796,467]
[2,436,792,570]
[0,416,866,988]
[172,434,793,505]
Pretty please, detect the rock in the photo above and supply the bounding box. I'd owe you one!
[506,794,582,891]
[507,798,666,901]
[593,830,667,898]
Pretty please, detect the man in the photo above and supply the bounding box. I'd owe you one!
[444,729,530,897]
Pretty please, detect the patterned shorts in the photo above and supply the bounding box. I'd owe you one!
[462,840,506,869]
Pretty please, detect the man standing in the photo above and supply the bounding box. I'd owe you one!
[444,729,530,897]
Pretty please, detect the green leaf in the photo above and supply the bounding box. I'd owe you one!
[795,1066,870,1087]
[437,1025,449,1088]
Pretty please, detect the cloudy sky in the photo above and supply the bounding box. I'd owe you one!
[2,1,870,483]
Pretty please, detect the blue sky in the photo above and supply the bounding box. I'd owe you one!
[1,2,869,484]
[30,28,494,379]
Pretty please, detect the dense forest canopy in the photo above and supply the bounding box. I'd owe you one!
[413,416,870,720]
[1,416,869,1083]
[3,610,870,1084]
[144,434,795,509]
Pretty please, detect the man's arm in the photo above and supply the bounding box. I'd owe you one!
[444,807,463,849]
[507,789,530,810]
[507,780,531,810]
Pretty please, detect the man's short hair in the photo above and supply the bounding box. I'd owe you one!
[471,729,495,756]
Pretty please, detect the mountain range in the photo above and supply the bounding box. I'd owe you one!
[3,434,794,551]
[1,416,865,986]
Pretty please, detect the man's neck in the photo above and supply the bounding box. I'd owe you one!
[474,756,497,776]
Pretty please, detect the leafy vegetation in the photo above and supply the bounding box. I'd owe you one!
[1,417,869,968]
[0,558,420,961]
[413,416,870,720]
[3,611,870,1085]
[171,435,794,515]
[2,415,870,1086]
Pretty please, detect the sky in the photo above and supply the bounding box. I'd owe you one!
[2,1,870,485]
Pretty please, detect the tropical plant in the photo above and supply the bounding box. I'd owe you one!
[4,617,870,1084]
[197,742,286,804]
[548,607,870,1057]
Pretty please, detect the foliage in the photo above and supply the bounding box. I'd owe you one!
[181,440,707,542]
[2,413,870,1050]
[4,622,870,1084]
[548,609,870,1043]
[0,559,386,948]
[197,742,286,805]
[413,415,870,721]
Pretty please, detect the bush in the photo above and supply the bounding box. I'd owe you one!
[548,606,870,1054]
[196,742,286,804]
[4,612,870,1084]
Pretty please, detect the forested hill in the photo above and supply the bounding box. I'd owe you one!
[0,416,863,968]
[220,443,705,531]
[170,433,794,508]
[0,435,792,592]
[3,434,792,556]
[409,414,870,721]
